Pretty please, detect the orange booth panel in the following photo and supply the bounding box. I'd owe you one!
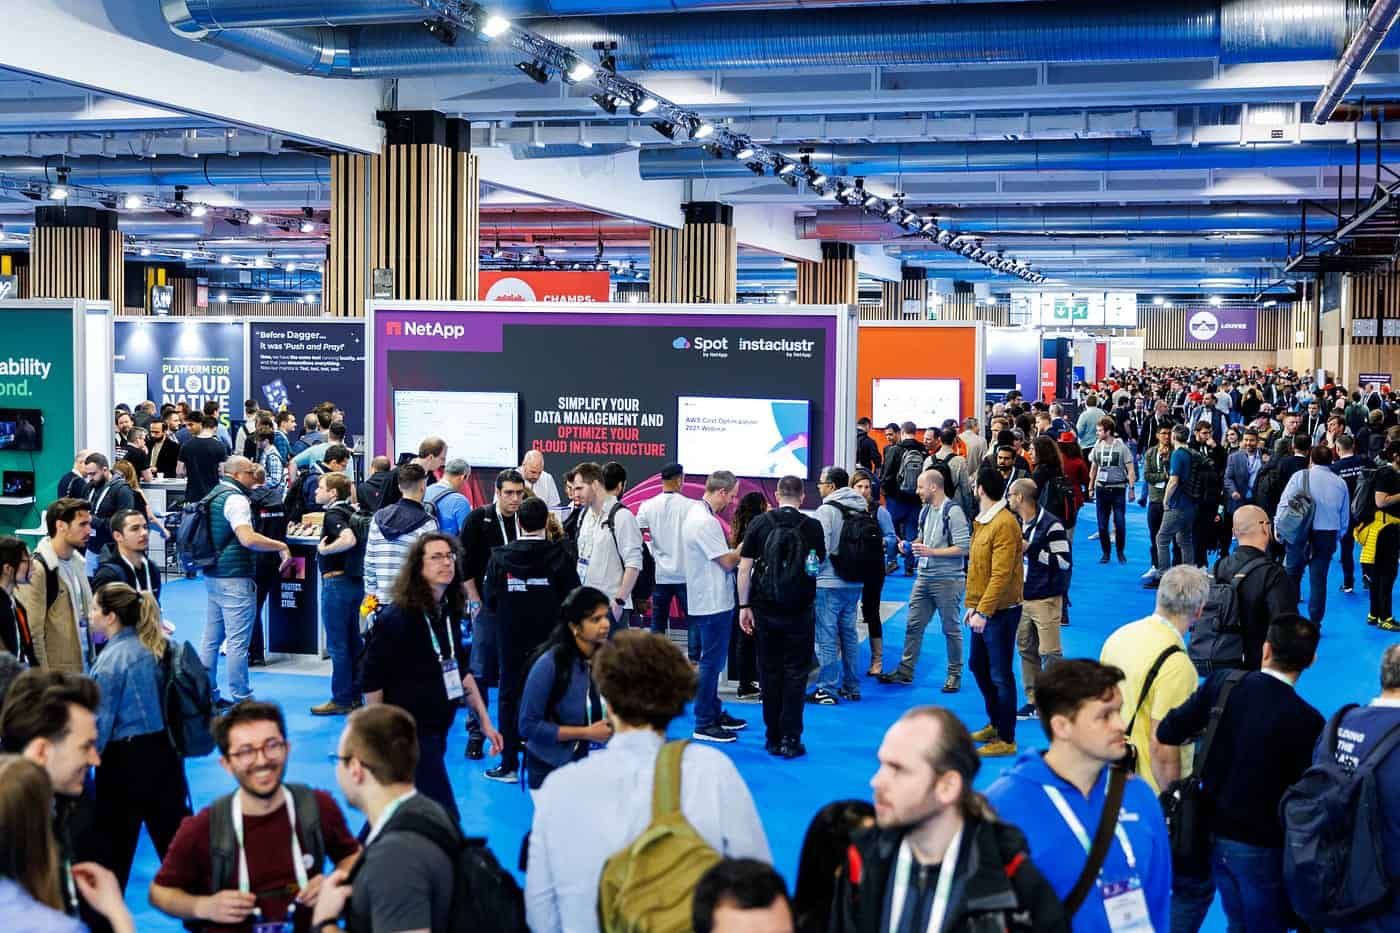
[857,325,980,455]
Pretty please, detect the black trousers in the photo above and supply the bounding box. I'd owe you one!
[860,575,883,640]
[250,554,282,662]
[1369,524,1400,621]
[416,727,459,825]
[754,608,815,744]
[728,606,759,687]
[496,615,554,765]
[94,731,191,892]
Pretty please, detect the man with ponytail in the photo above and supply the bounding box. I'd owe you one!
[87,582,190,891]
[830,707,1067,933]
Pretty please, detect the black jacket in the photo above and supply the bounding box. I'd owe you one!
[357,471,394,513]
[561,504,585,542]
[360,601,468,734]
[91,544,162,602]
[1210,545,1296,670]
[460,504,521,591]
[831,818,1068,933]
[86,476,136,551]
[881,438,929,504]
[856,430,882,474]
[483,537,581,657]
[0,589,36,666]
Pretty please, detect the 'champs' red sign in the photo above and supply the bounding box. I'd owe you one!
[478,271,610,302]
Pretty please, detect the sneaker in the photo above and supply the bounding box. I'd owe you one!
[1117,552,1127,564]
[719,712,748,731]
[1016,703,1039,721]
[806,689,839,705]
[1379,618,1400,632]
[1341,583,1355,593]
[837,688,862,702]
[877,672,914,685]
[765,739,782,755]
[977,740,1018,758]
[213,698,236,713]
[735,684,762,702]
[465,732,485,760]
[1140,567,1159,580]
[885,561,899,576]
[1088,531,1100,541]
[941,673,961,694]
[693,724,738,743]
[1367,614,1380,627]
[1098,554,1110,564]
[484,763,519,783]
[310,701,355,717]
[1143,576,1161,590]
[777,739,807,759]
[970,724,998,742]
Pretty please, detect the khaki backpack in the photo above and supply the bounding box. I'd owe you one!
[597,740,722,933]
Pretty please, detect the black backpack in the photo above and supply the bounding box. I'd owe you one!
[751,511,816,614]
[282,467,311,523]
[1178,449,1210,501]
[372,809,527,933]
[897,446,924,496]
[248,484,288,542]
[160,639,216,758]
[828,503,885,584]
[328,500,371,580]
[175,487,232,575]
[1253,460,1284,516]
[1353,464,1383,527]
[1280,706,1400,928]
[1038,474,1076,526]
[1188,555,1273,675]
[605,502,656,603]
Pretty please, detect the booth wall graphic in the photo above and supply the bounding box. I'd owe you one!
[371,304,849,503]
[0,303,79,534]
[1185,307,1258,345]
[113,320,245,424]
[856,323,983,450]
[478,271,611,302]
[249,321,367,438]
[983,327,1044,403]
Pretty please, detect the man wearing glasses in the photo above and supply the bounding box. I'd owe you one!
[1212,505,1297,670]
[196,457,293,711]
[151,701,360,930]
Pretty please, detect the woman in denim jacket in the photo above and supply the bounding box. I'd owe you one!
[88,582,191,892]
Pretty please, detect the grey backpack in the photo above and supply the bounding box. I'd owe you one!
[1275,470,1315,546]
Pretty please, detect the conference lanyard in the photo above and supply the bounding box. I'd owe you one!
[887,827,962,933]
[121,555,152,593]
[90,483,113,519]
[1042,785,1136,870]
[497,511,520,543]
[424,611,450,660]
[230,787,310,897]
[363,790,417,847]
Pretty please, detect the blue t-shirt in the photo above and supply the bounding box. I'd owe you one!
[1168,447,1195,507]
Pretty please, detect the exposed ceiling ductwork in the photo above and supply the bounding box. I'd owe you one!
[0,154,329,187]
[162,0,1390,76]
[639,139,1400,179]
[798,204,1322,237]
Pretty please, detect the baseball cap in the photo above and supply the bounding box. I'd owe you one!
[660,463,684,480]
[1058,431,1077,443]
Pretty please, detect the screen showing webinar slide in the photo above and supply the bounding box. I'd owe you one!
[872,378,960,428]
[677,396,811,479]
[393,390,519,467]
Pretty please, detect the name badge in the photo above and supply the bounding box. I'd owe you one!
[441,659,465,701]
[252,921,293,933]
[1101,877,1153,933]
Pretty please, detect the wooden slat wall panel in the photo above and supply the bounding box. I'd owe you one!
[1350,266,1400,346]
[649,227,677,302]
[675,221,736,303]
[1132,303,1294,352]
[327,152,368,318]
[172,277,197,316]
[195,303,318,317]
[454,152,479,302]
[31,225,121,300]
[922,295,1009,325]
[796,258,858,305]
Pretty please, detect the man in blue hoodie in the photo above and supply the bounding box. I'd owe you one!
[986,659,1172,933]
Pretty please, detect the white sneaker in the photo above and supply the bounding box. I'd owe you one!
[1088,532,1099,541]
[1140,568,1158,580]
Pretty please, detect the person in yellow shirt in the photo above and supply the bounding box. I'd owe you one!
[1099,564,1209,793]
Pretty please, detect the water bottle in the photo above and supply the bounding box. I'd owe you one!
[804,549,820,577]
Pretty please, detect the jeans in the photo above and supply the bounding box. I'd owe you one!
[897,576,965,678]
[1017,596,1062,701]
[416,728,459,825]
[887,499,920,572]
[815,586,862,694]
[969,605,1020,742]
[1339,527,1356,588]
[1156,504,1197,571]
[1095,486,1127,556]
[199,576,257,701]
[321,575,364,706]
[755,608,814,743]
[649,582,687,635]
[691,610,732,730]
[1170,870,1215,933]
[1284,528,1338,624]
[1211,837,1289,933]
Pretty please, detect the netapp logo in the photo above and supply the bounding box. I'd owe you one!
[386,320,466,340]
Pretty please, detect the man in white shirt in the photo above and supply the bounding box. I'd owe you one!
[682,471,745,743]
[636,463,694,647]
[518,450,561,508]
[574,461,644,630]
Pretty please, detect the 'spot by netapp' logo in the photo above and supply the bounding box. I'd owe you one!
[672,335,817,359]
[384,320,466,340]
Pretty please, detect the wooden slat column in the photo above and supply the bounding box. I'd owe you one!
[796,242,858,305]
[327,112,477,317]
[879,265,928,317]
[31,205,122,301]
[674,202,736,303]
[648,226,678,302]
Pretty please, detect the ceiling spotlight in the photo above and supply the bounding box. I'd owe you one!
[304,294,318,305]
[123,194,143,210]
[650,121,677,140]
[884,202,901,217]
[248,214,264,226]
[216,291,228,303]
[1153,296,1165,305]
[220,255,232,265]
[564,59,595,83]
[862,194,881,209]
[690,120,714,140]
[139,247,152,257]
[629,96,657,116]
[777,162,798,177]
[590,93,619,115]
[300,220,315,233]
[735,144,755,160]
[191,204,208,218]
[49,169,69,201]
[182,250,194,261]
[810,172,828,187]
[260,293,272,304]
[1209,295,1223,306]
[516,61,549,84]
[285,262,297,273]
[921,222,938,234]
[478,12,511,38]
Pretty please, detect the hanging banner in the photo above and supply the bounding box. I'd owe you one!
[113,320,245,424]
[1185,307,1257,345]
[249,321,366,439]
[479,271,610,302]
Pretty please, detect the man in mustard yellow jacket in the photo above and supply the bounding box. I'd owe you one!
[965,465,1024,757]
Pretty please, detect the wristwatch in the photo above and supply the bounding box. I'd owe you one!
[613,597,626,606]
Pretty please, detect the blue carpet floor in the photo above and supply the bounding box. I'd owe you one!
[122,498,1398,930]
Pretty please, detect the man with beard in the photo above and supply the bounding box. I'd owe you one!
[830,706,1066,933]
[150,702,361,931]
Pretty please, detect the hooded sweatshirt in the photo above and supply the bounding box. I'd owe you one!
[483,536,581,655]
[86,474,136,552]
[363,499,438,601]
[985,751,1172,933]
[817,486,871,588]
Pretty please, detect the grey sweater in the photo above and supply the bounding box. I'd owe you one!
[916,498,972,580]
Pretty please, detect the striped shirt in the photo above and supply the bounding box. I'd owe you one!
[1022,507,1070,600]
[363,505,439,602]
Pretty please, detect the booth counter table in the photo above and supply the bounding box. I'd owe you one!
[266,529,326,660]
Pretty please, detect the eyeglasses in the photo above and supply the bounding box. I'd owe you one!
[226,738,287,765]
[424,551,457,563]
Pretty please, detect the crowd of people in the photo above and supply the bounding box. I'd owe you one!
[0,365,1394,933]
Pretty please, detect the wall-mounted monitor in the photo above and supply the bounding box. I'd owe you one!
[3,470,34,497]
[676,396,811,479]
[872,378,961,429]
[393,390,519,468]
[0,408,42,451]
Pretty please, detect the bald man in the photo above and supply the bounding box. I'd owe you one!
[517,450,561,507]
[1212,504,1298,670]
